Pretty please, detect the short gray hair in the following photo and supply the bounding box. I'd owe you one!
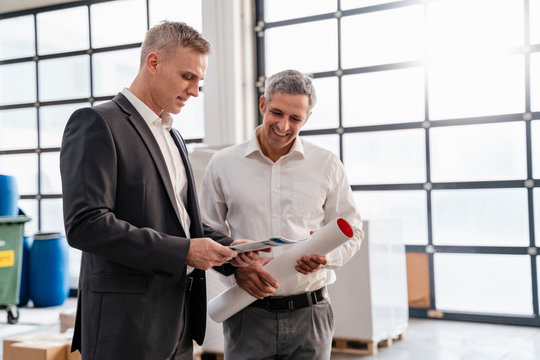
[140,21,210,67]
[263,70,317,113]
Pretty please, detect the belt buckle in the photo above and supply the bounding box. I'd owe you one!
[288,299,294,311]
[186,276,194,292]
[309,291,319,305]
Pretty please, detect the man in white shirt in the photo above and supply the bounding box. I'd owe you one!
[61,21,257,360]
[201,69,364,359]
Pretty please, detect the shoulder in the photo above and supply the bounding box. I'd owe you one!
[300,137,340,165]
[211,141,249,162]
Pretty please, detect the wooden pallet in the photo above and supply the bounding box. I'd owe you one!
[332,333,404,355]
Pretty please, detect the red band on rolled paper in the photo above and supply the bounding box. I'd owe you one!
[337,218,354,238]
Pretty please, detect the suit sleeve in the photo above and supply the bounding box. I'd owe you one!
[60,108,189,279]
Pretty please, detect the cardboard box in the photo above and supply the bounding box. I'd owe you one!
[405,252,431,308]
[59,309,77,333]
[3,332,71,360]
[66,349,82,360]
[10,341,67,360]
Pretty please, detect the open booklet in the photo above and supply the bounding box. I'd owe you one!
[230,235,310,254]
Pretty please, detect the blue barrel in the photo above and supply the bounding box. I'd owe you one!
[0,174,19,216]
[18,235,33,307]
[29,233,69,307]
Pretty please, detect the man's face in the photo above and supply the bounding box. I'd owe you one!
[149,45,207,115]
[258,92,311,161]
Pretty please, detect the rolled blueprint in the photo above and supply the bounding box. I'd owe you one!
[208,217,355,322]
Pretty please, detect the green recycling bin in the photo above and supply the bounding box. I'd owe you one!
[0,215,31,323]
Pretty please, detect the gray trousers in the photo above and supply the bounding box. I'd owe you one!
[223,298,334,360]
[170,291,193,360]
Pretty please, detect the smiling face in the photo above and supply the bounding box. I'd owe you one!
[146,45,207,115]
[257,92,311,162]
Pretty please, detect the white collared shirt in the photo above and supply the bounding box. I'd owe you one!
[122,88,193,274]
[201,126,364,295]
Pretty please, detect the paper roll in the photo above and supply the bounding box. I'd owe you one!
[208,218,354,322]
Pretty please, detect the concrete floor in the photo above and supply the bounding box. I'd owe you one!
[1,299,539,360]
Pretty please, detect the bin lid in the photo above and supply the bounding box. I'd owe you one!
[0,215,31,224]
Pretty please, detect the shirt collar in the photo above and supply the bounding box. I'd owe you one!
[244,125,305,159]
[121,88,173,130]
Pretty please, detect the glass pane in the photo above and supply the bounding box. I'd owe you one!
[91,0,147,48]
[534,121,540,178]
[303,77,338,130]
[428,55,525,120]
[0,62,36,105]
[531,53,540,112]
[39,55,90,101]
[41,103,89,148]
[41,198,64,234]
[300,134,339,158]
[430,122,527,182]
[93,49,140,97]
[40,152,61,194]
[353,190,427,245]
[265,19,337,76]
[427,0,524,61]
[434,253,532,315]
[0,108,37,150]
[149,0,202,32]
[532,0,540,44]
[343,129,426,184]
[172,92,204,139]
[19,199,38,236]
[265,0,336,22]
[37,6,89,55]
[534,188,540,245]
[342,67,424,126]
[341,0,401,10]
[0,154,38,194]
[432,189,529,246]
[0,15,35,60]
[341,5,424,69]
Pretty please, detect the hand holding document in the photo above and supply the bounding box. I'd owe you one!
[208,218,355,322]
[229,236,309,254]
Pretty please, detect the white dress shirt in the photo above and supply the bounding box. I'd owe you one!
[201,127,364,295]
[121,88,193,274]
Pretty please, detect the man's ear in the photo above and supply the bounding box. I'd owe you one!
[146,52,159,74]
[259,96,266,116]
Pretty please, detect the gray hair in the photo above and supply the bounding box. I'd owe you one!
[140,21,210,67]
[263,70,317,113]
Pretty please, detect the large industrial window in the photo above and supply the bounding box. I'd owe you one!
[0,0,204,287]
[256,0,540,326]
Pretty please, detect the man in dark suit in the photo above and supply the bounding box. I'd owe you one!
[60,21,255,360]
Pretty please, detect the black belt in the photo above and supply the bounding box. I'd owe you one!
[249,287,327,312]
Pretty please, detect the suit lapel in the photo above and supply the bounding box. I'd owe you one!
[169,128,203,238]
[112,93,184,226]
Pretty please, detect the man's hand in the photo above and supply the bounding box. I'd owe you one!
[229,239,262,268]
[235,258,279,299]
[295,254,327,274]
[187,237,237,270]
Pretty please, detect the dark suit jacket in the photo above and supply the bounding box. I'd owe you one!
[60,93,234,360]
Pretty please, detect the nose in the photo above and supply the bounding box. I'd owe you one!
[276,117,289,132]
[188,83,199,98]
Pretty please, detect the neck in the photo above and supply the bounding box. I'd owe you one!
[128,75,161,115]
[256,127,291,163]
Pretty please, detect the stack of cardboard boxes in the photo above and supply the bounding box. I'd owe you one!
[3,309,80,360]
